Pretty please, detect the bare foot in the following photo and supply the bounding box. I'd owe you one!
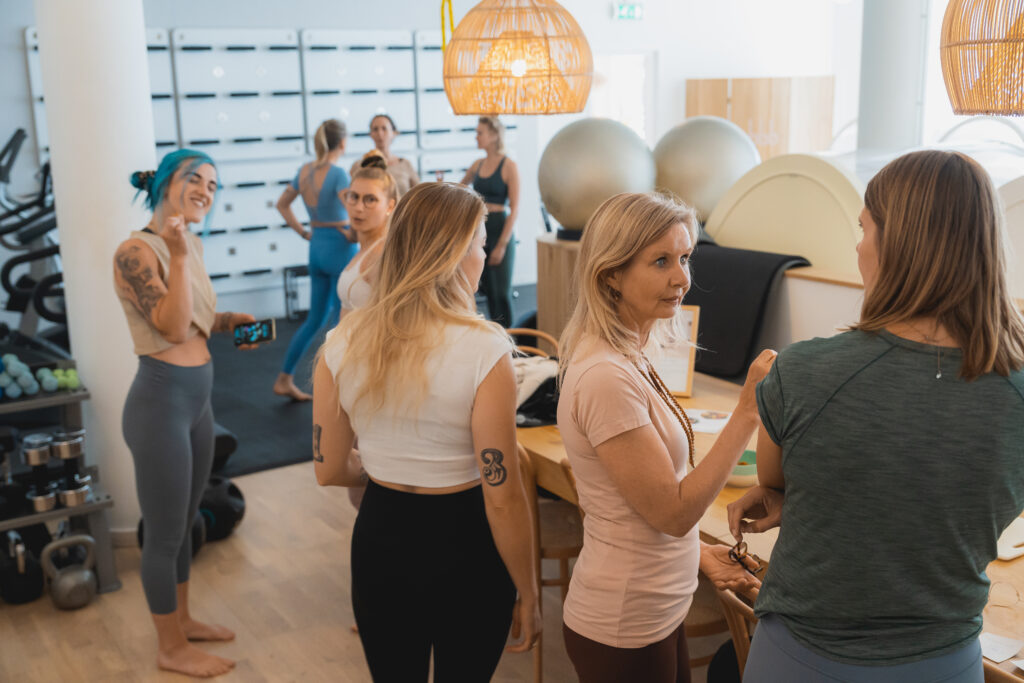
[157,643,235,678]
[273,373,312,402]
[182,617,236,642]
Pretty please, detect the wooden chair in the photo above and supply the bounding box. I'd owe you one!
[715,585,760,676]
[508,327,560,358]
[517,444,584,682]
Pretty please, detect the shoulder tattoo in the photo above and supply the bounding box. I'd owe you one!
[115,245,163,317]
[480,448,508,486]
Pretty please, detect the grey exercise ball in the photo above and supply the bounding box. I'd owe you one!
[653,116,760,221]
[539,118,655,232]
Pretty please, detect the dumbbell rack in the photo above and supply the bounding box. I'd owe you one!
[0,385,121,593]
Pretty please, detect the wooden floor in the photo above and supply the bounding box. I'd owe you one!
[0,462,578,682]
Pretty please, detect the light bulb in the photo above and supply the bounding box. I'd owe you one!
[510,59,527,77]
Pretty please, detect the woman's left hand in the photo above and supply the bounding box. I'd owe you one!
[699,542,761,594]
[224,312,258,349]
[488,242,506,266]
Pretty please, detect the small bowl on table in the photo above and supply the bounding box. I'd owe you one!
[727,450,758,488]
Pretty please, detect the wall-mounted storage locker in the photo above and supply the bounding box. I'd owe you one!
[203,158,309,293]
[414,31,478,150]
[420,150,481,183]
[172,28,306,162]
[24,28,179,163]
[301,30,418,158]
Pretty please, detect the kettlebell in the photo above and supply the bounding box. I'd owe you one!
[41,534,96,610]
[0,530,44,604]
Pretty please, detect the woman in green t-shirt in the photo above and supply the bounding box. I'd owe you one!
[729,150,1024,682]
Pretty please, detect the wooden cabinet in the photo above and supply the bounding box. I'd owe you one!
[685,76,834,159]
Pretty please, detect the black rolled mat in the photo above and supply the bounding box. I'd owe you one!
[686,244,809,379]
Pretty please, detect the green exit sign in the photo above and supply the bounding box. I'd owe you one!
[613,2,644,20]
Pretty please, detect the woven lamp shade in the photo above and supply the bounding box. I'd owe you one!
[443,0,593,115]
[941,0,1024,115]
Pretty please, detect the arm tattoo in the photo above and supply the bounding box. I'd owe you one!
[312,424,324,462]
[115,246,164,318]
[480,449,508,486]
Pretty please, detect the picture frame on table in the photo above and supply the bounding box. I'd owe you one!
[650,305,699,397]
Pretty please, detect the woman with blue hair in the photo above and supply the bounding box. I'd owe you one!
[114,149,260,678]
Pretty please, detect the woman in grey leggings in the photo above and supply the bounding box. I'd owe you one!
[114,149,260,678]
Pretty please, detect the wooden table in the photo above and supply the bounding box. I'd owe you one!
[517,373,1024,679]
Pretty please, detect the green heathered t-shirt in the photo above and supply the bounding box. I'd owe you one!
[754,329,1024,665]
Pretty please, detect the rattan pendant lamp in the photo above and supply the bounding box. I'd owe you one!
[442,0,593,115]
[941,0,1024,115]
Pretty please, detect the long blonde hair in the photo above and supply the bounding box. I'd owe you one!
[324,182,500,412]
[851,150,1024,379]
[559,193,699,382]
[300,119,346,207]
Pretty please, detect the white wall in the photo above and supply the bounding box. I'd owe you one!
[2,0,862,296]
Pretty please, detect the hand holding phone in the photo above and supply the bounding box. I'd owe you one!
[233,319,276,347]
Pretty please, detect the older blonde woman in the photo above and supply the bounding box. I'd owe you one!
[557,192,775,683]
[312,182,539,681]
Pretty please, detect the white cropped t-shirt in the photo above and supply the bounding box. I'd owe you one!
[322,322,512,487]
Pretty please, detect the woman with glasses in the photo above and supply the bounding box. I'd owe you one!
[337,151,397,322]
[729,150,1024,682]
[273,118,355,401]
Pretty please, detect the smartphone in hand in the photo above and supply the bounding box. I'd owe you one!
[233,319,276,347]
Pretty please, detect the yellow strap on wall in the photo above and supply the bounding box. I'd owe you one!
[441,0,454,51]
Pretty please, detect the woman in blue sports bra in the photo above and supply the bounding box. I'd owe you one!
[274,119,356,400]
[461,115,520,328]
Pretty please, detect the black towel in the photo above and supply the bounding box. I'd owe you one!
[686,244,809,379]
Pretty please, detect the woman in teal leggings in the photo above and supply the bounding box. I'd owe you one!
[274,119,356,400]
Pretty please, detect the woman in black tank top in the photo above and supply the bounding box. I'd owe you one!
[460,116,520,327]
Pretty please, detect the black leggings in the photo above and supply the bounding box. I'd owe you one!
[122,356,214,615]
[480,211,515,327]
[351,480,517,682]
[563,621,692,683]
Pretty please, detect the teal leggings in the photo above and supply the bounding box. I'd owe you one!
[480,211,515,327]
[281,228,357,374]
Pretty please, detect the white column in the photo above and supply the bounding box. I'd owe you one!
[34,0,154,535]
[857,0,931,152]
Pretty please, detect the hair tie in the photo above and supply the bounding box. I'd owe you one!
[138,170,155,191]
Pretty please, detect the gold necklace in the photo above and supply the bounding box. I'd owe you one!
[632,355,696,468]
[905,321,946,380]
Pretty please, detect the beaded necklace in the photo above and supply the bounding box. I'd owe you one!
[632,354,696,468]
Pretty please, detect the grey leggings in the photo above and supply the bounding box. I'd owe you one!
[744,614,983,683]
[122,356,214,615]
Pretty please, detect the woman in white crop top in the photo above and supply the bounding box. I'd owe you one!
[313,182,540,681]
[336,152,396,321]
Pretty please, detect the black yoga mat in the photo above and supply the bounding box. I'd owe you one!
[687,244,810,379]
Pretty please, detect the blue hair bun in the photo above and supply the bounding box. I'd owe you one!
[132,149,217,212]
[130,170,155,191]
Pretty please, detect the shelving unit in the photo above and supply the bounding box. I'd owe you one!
[1,386,121,594]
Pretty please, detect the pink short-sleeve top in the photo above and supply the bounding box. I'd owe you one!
[556,336,700,648]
